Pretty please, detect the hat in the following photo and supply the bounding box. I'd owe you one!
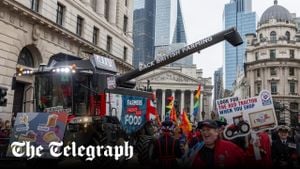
[277,125,290,132]
[216,117,228,127]
[197,120,218,129]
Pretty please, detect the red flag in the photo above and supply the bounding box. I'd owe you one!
[180,110,192,135]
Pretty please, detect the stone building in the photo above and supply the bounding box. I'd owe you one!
[244,0,300,126]
[136,65,213,122]
[0,0,134,115]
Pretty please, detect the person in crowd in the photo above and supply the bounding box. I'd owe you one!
[294,125,300,164]
[187,126,202,148]
[192,120,245,168]
[215,117,227,139]
[245,130,272,168]
[272,125,298,168]
[152,120,183,168]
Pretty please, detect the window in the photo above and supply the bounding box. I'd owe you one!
[256,69,260,77]
[270,49,276,59]
[18,48,34,67]
[290,102,299,110]
[123,15,128,33]
[31,0,39,12]
[259,34,263,41]
[290,49,295,58]
[256,83,261,95]
[93,27,99,45]
[271,82,277,94]
[76,16,83,36]
[106,35,112,52]
[286,31,290,41]
[270,31,277,43]
[255,52,259,61]
[123,46,128,61]
[125,0,128,7]
[270,67,277,76]
[289,67,295,76]
[56,3,64,26]
[290,82,296,94]
[105,0,109,21]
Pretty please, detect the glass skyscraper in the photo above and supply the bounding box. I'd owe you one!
[133,0,156,68]
[154,0,192,67]
[223,0,256,90]
[133,0,192,68]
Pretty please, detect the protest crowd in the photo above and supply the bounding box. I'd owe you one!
[150,117,300,169]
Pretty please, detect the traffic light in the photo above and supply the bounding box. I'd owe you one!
[0,86,8,107]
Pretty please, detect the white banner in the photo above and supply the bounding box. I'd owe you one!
[216,90,278,140]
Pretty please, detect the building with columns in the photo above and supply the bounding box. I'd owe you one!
[244,0,300,126]
[0,0,134,117]
[136,66,213,122]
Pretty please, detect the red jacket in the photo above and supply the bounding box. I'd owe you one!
[192,139,246,168]
[245,132,272,168]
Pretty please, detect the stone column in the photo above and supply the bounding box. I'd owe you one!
[96,0,105,16]
[109,0,117,25]
[181,90,184,112]
[190,90,194,122]
[162,89,166,121]
[200,92,203,121]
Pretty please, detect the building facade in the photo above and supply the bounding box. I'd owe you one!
[245,0,300,126]
[136,66,213,122]
[0,0,134,117]
[213,67,224,111]
[132,0,155,68]
[223,0,256,90]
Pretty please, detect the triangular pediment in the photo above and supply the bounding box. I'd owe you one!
[138,70,199,84]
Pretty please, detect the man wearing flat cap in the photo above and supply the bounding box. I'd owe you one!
[272,125,298,168]
[192,120,245,168]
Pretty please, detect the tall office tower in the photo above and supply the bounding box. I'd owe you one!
[223,0,256,90]
[154,0,193,67]
[133,0,156,68]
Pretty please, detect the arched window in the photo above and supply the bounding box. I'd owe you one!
[18,47,34,67]
[270,31,277,43]
[285,31,290,41]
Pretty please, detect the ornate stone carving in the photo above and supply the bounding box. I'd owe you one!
[19,17,24,27]
[44,30,48,39]
[32,24,40,41]
[148,72,195,83]
[9,14,14,24]
[0,11,5,18]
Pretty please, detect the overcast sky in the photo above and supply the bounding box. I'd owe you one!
[180,0,300,78]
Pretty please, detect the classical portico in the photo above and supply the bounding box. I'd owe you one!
[136,68,203,122]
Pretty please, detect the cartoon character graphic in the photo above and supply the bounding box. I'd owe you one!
[254,113,271,124]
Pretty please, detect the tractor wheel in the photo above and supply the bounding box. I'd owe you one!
[240,123,250,133]
[86,129,127,168]
[82,130,113,167]
[225,129,234,138]
[136,135,154,164]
